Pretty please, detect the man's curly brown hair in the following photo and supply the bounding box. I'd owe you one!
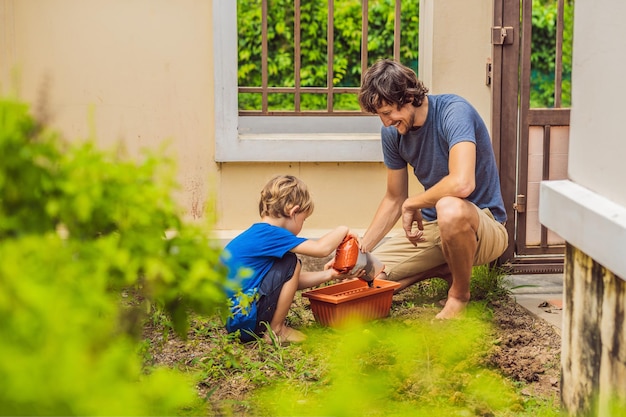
[359,59,429,114]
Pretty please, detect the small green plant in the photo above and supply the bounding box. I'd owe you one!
[470,264,512,303]
[389,264,511,310]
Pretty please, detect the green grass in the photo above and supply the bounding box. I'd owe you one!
[141,265,564,417]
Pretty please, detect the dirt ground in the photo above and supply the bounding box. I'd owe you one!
[144,285,562,412]
[482,296,561,402]
[298,256,562,404]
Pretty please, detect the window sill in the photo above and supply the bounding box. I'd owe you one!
[215,133,384,162]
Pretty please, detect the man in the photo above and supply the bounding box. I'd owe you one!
[358,59,508,319]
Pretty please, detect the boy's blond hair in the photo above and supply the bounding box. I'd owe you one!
[259,175,314,218]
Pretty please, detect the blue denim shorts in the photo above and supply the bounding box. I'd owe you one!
[250,252,299,339]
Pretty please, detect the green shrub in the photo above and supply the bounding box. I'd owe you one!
[237,0,420,111]
[0,97,228,415]
[470,264,512,303]
[530,0,574,108]
[237,0,573,111]
[249,313,526,416]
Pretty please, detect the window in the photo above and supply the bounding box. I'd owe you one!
[213,0,419,162]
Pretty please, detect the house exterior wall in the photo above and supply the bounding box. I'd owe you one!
[561,245,626,416]
[0,0,217,221]
[0,0,492,239]
[539,0,626,414]
[419,0,493,120]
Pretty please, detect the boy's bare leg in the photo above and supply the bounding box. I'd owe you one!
[266,261,306,343]
[435,197,479,319]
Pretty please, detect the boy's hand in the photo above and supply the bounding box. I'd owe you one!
[323,259,364,282]
[323,259,344,281]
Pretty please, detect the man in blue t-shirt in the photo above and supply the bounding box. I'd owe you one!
[358,59,508,319]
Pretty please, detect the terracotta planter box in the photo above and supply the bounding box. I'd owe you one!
[302,278,401,327]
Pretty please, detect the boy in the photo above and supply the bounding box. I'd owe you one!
[221,175,357,344]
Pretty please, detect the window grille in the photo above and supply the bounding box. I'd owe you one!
[237,0,418,116]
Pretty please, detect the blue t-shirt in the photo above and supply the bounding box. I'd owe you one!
[220,222,307,333]
[381,94,507,223]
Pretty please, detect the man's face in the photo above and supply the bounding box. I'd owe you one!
[375,101,416,135]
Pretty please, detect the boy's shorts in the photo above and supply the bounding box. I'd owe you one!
[372,206,508,282]
[252,252,299,337]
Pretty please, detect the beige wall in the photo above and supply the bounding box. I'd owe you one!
[420,0,493,123]
[567,1,626,208]
[0,0,217,221]
[0,0,493,238]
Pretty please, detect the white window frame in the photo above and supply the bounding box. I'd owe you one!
[212,0,383,162]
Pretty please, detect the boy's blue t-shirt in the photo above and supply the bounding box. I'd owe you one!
[381,94,507,224]
[221,222,307,333]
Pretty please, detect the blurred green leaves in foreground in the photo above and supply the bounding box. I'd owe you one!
[0,97,228,415]
[248,307,554,417]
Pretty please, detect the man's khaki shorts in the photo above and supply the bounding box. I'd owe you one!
[372,206,508,282]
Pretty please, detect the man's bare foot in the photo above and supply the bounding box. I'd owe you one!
[435,297,468,319]
[264,325,306,345]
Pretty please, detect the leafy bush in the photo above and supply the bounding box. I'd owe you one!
[237,0,420,111]
[0,98,228,415]
[531,0,574,108]
[237,0,573,111]
[470,264,512,303]
[249,312,529,416]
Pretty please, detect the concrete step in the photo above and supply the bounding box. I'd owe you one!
[506,273,564,334]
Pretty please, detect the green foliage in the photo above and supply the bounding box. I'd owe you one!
[0,100,64,235]
[141,267,560,416]
[531,0,574,108]
[237,0,573,111]
[0,98,228,415]
[0,236,198,416]
[248,310,550,416]
[470,264,512,303]
[237,0,420,111]
[393,265,511,307]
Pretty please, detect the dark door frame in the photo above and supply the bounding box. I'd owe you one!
[491,0,521,268]
[492,0,567,274]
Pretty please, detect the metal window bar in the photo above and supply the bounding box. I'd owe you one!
[239,0,403,116]
[327,0,335,112]
[261,0,268,113]
[294,0,302,112]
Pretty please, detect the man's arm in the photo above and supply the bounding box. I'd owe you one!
[360,167,409,252]
[400,141,476,244]
[402,141,476,211]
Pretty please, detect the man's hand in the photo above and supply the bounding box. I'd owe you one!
[401,205,425,246]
